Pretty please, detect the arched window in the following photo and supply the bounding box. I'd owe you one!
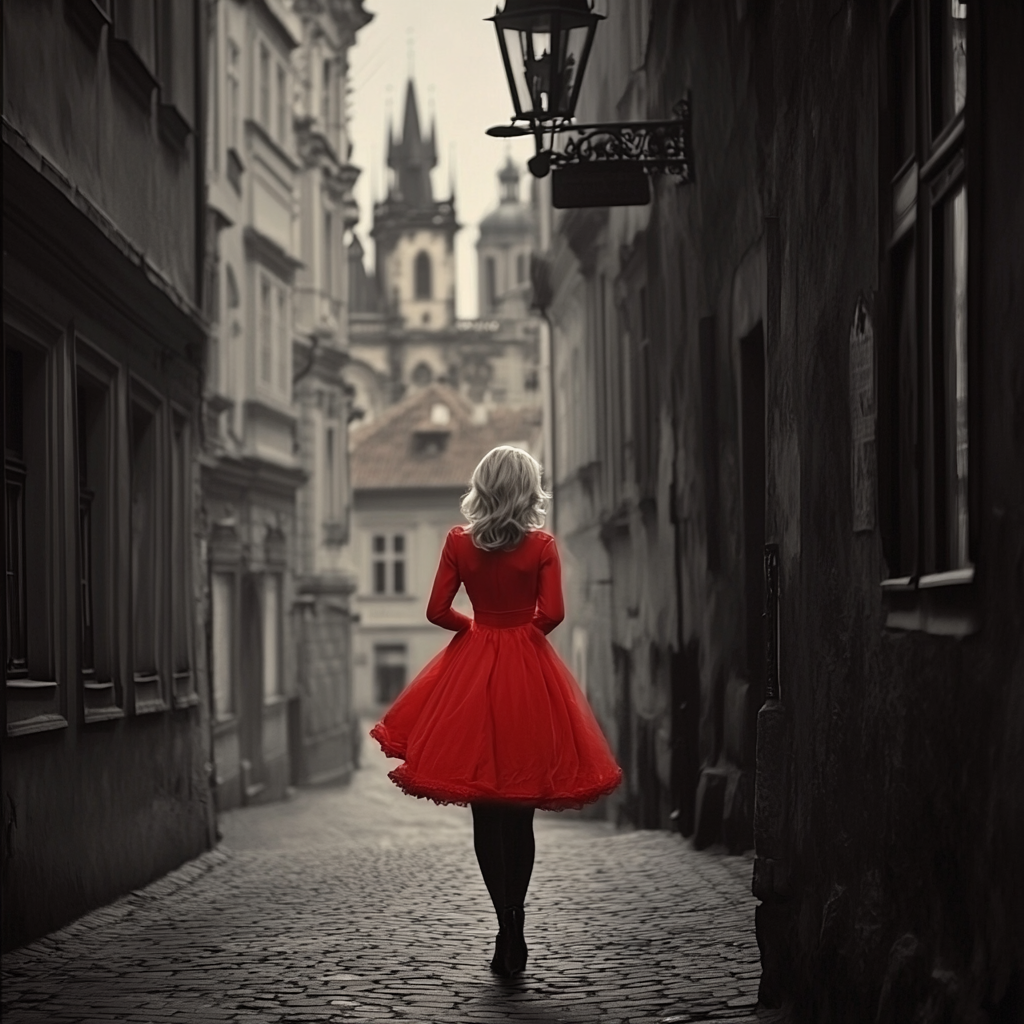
[516,253,526,284]
[485,256,497,311]
[414,251,432,299]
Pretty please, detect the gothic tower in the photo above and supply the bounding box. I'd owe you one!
[371,80,458,330]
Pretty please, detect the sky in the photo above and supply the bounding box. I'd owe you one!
[347,1,533,320]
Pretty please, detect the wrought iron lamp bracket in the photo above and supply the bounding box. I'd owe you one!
[521,95,693,183]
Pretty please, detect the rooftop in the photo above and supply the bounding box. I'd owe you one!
[350,383,542,491]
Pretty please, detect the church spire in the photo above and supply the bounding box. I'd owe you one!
[387,79,437,209]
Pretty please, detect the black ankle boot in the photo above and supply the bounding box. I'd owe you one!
[502,906,527,975]
[489,926,509,975]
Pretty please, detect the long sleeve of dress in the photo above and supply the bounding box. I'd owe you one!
[425,530,473,632]
[532,536,565,635]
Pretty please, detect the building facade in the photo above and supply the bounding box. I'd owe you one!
[201,0,369,808]
[544,1,1023,1019]
[3,0,212,949]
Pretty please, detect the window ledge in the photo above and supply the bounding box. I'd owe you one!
[7,713,69,737]
[134,697,169,716]
[263,693,289,710]
[358,593,419,602]
[918,568,974,589]
[173,692,201,710]
[882,567,979,636]
[84,706,125,724]
[6,678,58,691]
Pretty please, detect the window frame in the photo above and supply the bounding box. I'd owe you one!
[879,0,978,633]
[261,571,283,703]
[255,267,291,405]
[75,338,124,722]
[414,250,432,301]
[369,532,409,597]
[276,59,289,145]
[210,569,237,723]
[226,37,241,153]
[128,374,168,713]
[4,315,67,737]
[258,39,271,130]
[170,404,197,709]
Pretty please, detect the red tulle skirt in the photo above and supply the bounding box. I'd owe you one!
[370,621,623,810]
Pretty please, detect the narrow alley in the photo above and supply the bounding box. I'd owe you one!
[1,729,762,1024]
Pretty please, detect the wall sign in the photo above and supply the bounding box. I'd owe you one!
[849,296,876,533]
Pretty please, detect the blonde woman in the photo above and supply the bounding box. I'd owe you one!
[371,445,622,977]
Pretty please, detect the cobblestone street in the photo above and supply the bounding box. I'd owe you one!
[2,726,766,1024]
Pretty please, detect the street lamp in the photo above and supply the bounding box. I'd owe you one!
[487,0,601,126]
[485,0,693,208]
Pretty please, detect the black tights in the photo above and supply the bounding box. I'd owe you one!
[471,803,536,923]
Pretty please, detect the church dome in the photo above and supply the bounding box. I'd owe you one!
[479,157,533,238]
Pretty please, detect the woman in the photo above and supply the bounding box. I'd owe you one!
[370,445,622,977]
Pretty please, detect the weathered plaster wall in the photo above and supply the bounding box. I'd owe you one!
[551,0,1023,1017]
[2,0,199,303]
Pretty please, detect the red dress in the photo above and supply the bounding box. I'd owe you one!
[370,527,623,810]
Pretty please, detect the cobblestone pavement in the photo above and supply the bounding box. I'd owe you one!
[2,724,771,1024]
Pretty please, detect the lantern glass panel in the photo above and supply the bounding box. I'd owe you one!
[500,21,591,121]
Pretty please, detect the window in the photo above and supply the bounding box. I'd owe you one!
[485,256,497,311]
[5,332,61,734]
[258,42,270,128]
[393,535,406,594]
[171,410,194,706]
[76,351,120,719]
[321,59,332,126]
[374,644,407,704]
[516,252,526,285]
[130,387,163,710]
[257,269,290,399]
[323,212,334,299]
[5,347,29,684]
[414,251,432,300]
[259,276,273,386]
[262,573,282,700]
[277,286,289,396]
[371,534,407,596]
[211,573,235,719]
[324,425,338,520]
[227,39,240,150]
[276,61,288,143]
[880,0,971,585]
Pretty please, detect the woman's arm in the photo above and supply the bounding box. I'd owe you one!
[532,536,565,635]
[426,529,473,632]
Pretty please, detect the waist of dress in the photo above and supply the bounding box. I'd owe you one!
[473,607,535,629]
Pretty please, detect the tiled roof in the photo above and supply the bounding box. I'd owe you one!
[351,384,543,491]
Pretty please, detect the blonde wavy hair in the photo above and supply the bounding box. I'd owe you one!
[460,445,550,551]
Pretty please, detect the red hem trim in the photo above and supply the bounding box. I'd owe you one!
[368,722,406,760]
[385,765,623,812]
